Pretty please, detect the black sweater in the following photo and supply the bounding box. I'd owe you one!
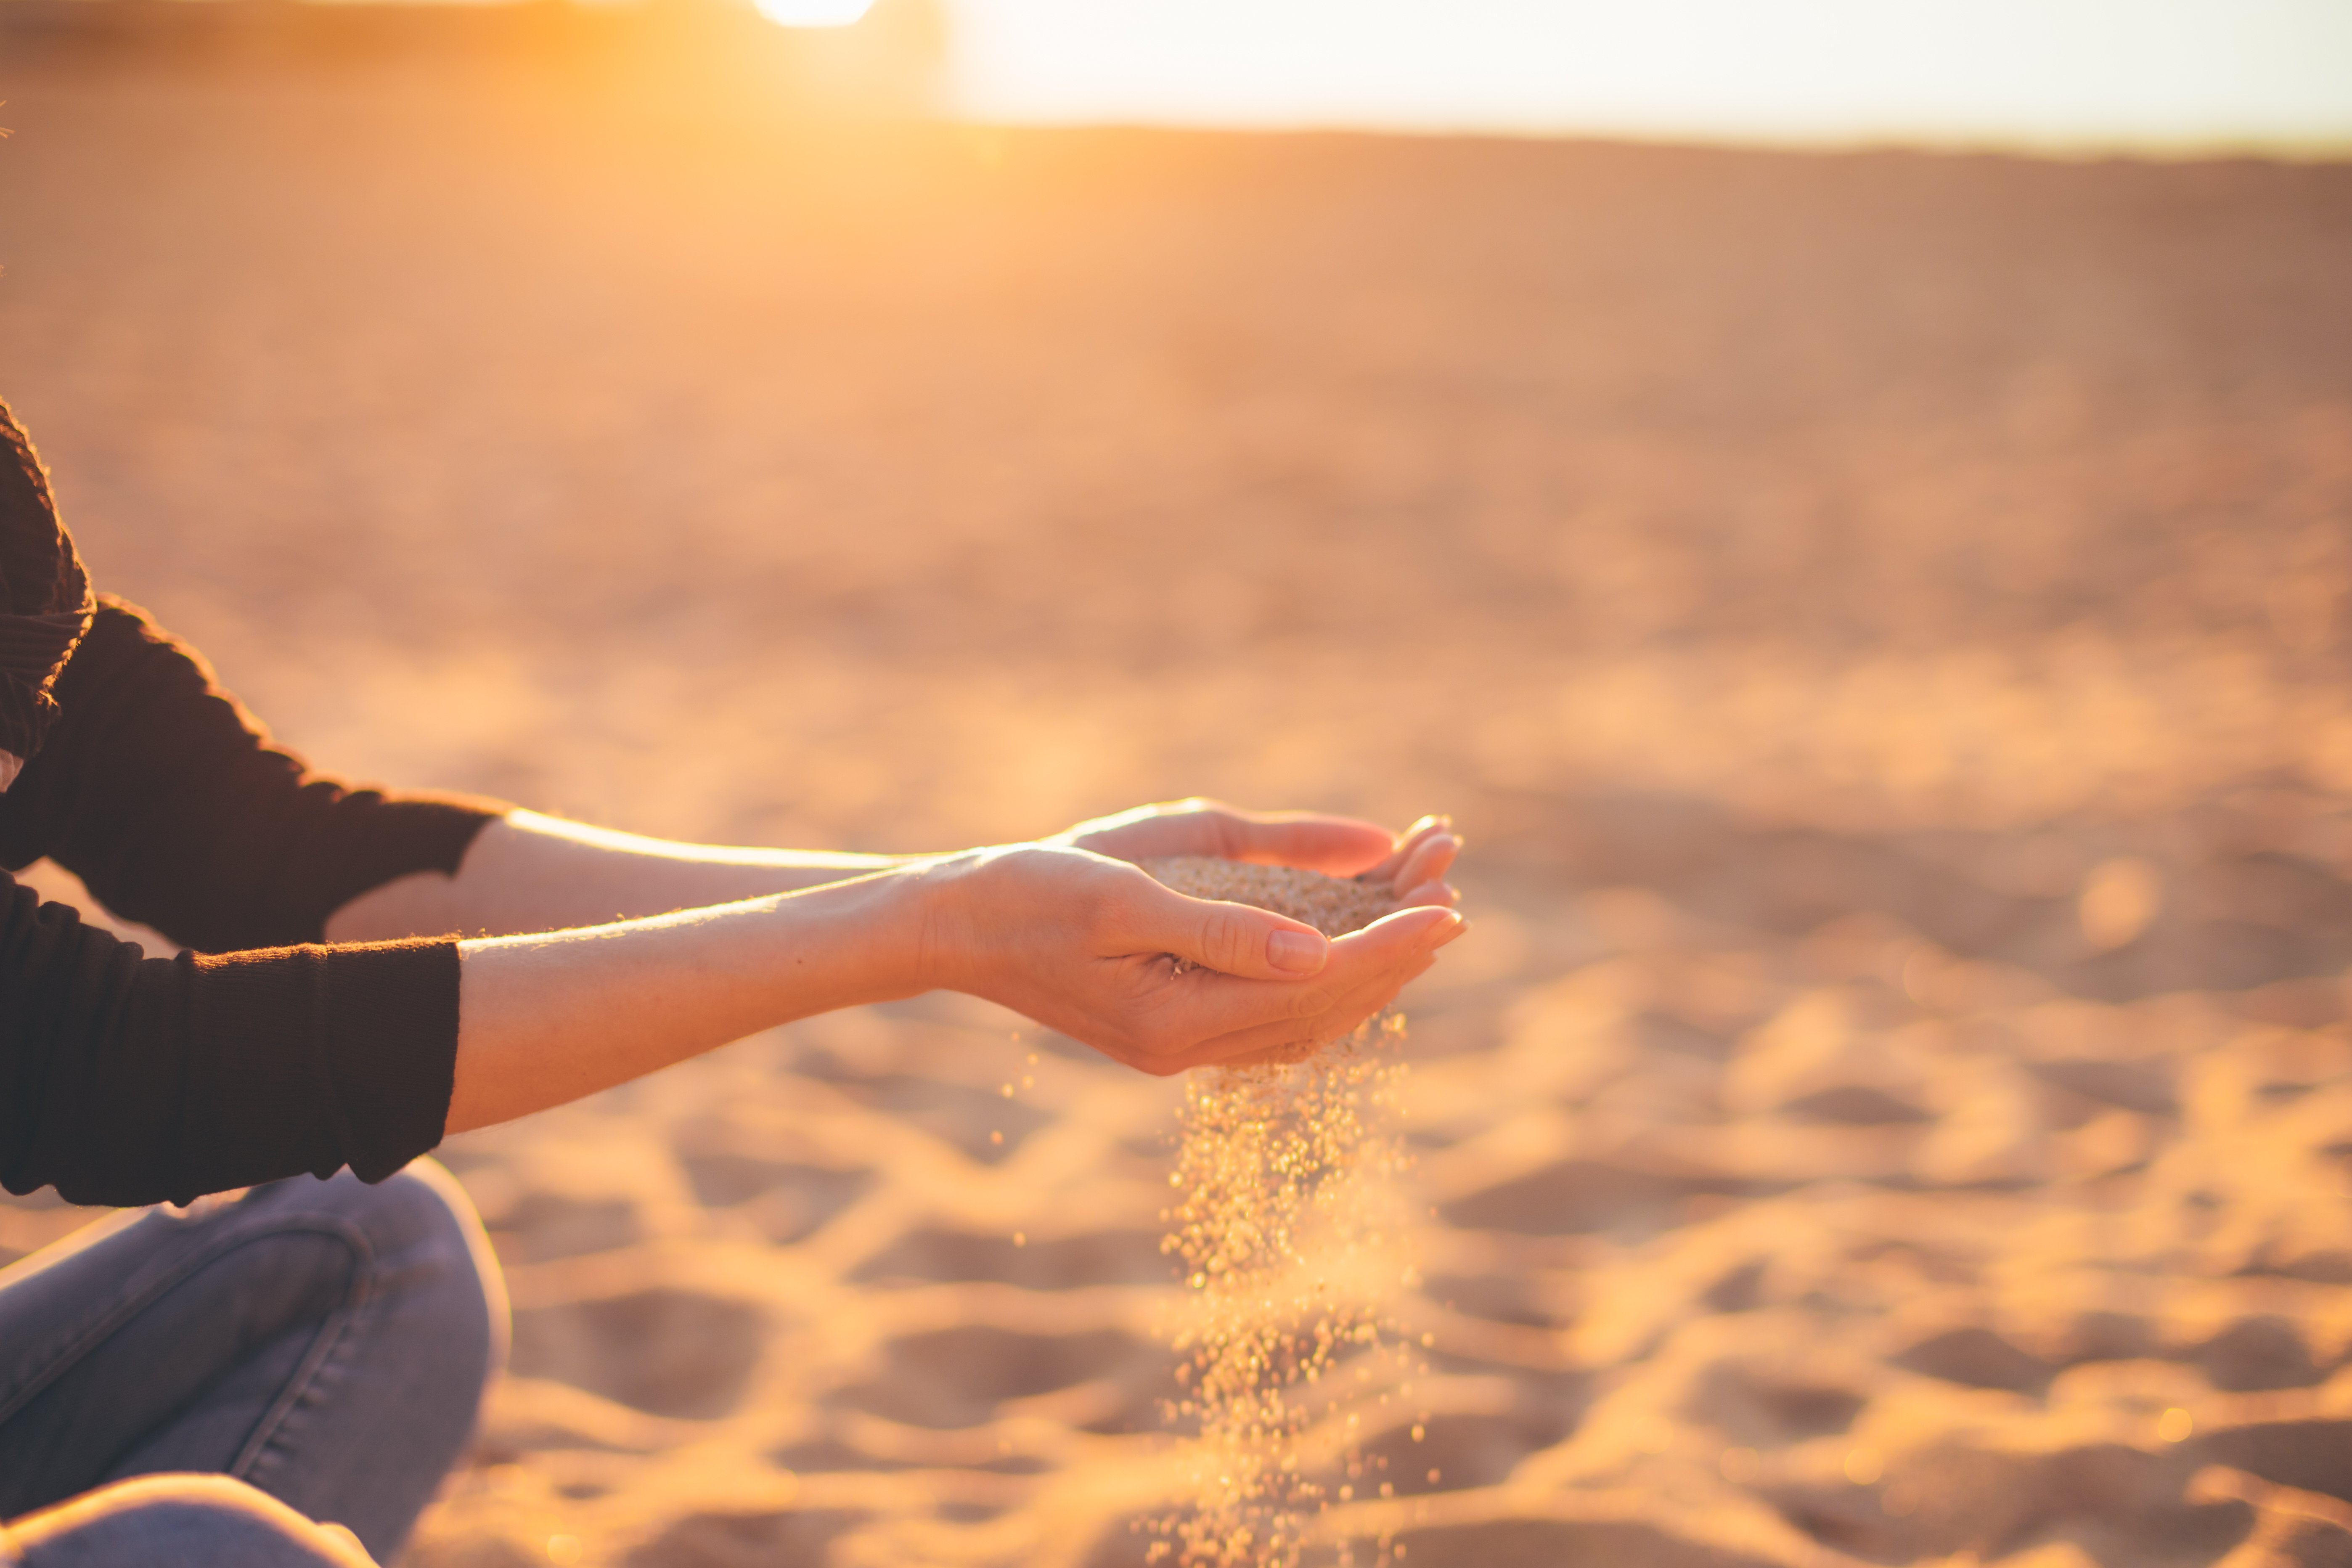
[0,600,501,1207]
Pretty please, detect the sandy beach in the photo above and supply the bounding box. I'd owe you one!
[3,26,2352,1566]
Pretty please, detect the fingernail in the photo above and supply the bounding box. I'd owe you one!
[1269,929,1328,973]
[1424,911,1467,947]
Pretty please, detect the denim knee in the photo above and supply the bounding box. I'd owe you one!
[3,1474,376,1567]
[218,1158,508,1561]
[265,1157,510,1388]
[387,1157,510,1382]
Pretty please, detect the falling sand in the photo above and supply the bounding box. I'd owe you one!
[1142,861,1423,1567]
[6,44,2352,1568]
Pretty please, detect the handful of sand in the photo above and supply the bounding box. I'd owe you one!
[1139,856,1401,938]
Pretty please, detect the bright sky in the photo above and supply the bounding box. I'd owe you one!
[897,0,2352,151]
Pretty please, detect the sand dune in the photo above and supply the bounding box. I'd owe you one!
[2,33,2350,1568]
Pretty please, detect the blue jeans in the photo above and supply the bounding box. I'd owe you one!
[0,1162,507,1567]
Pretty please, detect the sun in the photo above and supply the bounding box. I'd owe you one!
[751,0,875,26]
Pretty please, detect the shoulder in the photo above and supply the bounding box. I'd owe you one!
[0,397,93,787]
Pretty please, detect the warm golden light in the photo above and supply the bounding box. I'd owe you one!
[942,0,2352,149]
[756,0,876,26]
[3,13,2347,1565]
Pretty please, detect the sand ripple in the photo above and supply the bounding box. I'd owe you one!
[0,42,2348,1568]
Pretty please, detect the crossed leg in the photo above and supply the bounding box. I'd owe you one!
[0,1161,506,1567]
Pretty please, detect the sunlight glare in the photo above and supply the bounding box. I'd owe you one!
[942,0,2352,151]
[755,0,876,26]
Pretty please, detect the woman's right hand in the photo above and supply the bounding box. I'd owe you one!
[915,843,1464,1075]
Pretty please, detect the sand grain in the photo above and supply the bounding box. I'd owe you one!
[0,41,2348,1568]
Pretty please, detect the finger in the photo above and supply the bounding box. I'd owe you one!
[1062,798,1234,862]
[1220,812,1398,877]
[1141,905,1463,1044]
[1389,832,1459,893]
[1170,970,1417,1072]
[1358,814,1452,884]
[1066,800,1394,876]
[1353,903,1467,945]
[1178,952,1438,1069]
[1059,800,1196,843]
[1395,878,1459,908]
[1115,877,1335,979]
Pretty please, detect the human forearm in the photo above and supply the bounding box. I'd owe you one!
[444,837,1466,1128]
[328,809,919,943]
[328,801,1463,948]
[446,863,930,1132]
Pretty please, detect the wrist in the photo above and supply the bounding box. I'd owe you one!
[882,850,987,997]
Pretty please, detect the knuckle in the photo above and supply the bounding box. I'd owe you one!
[1080,877,1144,943]
[1200,907,1255,971]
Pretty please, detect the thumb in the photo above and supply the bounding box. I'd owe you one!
[1126,883,1330,979]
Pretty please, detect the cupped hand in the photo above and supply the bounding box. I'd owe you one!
[1053,798,1461,906]
[923,841,1465,1075]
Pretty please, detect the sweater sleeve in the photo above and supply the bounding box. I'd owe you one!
[0,596,510,1205]
[0,877,463,1207]
[0,597,505,951]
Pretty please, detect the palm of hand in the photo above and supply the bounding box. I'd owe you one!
[939,801,1463,1075]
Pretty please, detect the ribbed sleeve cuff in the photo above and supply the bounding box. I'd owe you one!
[323,938,462,1182]
[177,938,462,1200]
